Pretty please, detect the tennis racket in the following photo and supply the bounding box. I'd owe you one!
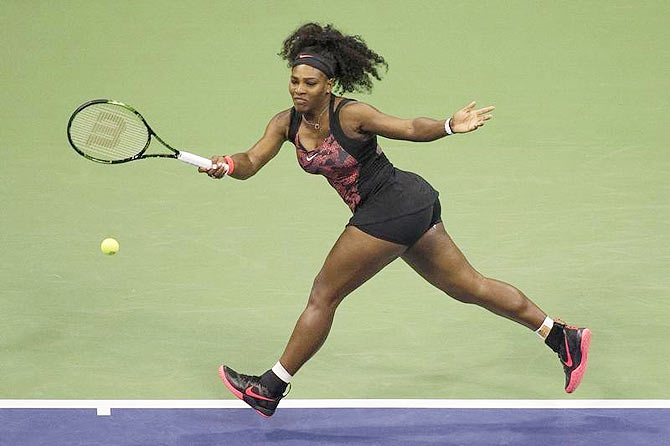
[67,99,223,171]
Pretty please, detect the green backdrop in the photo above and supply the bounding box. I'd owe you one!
[1,0,668,399]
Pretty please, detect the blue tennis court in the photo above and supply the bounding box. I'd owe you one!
[2,402,669,445]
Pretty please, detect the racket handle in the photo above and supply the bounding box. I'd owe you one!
[177,151,216,169]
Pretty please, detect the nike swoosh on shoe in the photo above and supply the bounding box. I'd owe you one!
[563,334,574,367]
[244,386,276,402]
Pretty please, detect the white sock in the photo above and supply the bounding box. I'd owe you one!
[535,316,554,340]
[272,361,293,384]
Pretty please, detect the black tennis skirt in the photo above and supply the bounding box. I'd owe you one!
[348,168,441,246]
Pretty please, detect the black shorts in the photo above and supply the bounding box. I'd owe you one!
[352,198,442,246]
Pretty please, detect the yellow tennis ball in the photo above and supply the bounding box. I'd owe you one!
[101,238,120,255]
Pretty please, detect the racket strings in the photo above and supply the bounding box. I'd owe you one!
[69,103,149,162]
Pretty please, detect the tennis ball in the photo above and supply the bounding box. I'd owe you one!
[100,238,120,255]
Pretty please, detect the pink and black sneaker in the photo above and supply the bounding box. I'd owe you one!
[547,320,592,393]
[218,365,288,417]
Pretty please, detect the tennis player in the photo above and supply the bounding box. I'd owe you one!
[201,23,591,417]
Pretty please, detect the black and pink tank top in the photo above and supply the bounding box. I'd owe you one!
[289,95,393,211]
[288,95,438,225]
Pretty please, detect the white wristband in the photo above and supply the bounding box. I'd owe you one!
[444,118,454,135]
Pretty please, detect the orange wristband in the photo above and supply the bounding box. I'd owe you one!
[224,155,235,175]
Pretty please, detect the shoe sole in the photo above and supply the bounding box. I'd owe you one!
[565,329,591,393]
[218,365,272,418]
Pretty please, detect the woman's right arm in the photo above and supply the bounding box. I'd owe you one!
[201,110,290,180]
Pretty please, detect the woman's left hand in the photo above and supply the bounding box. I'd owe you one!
[449,101,495,134]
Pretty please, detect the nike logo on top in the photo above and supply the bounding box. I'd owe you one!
[306,153,318,161]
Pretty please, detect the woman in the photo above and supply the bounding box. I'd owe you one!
[201,23,591,418]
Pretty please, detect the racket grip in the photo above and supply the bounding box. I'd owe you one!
[177,151,216,169]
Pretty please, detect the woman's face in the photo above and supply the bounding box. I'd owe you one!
[289,64,331,112]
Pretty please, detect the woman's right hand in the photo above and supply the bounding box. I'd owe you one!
[199,156,229,179]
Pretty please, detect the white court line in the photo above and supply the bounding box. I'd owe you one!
[2,400,670,411]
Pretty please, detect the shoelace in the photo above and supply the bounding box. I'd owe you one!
[555,318,579,330]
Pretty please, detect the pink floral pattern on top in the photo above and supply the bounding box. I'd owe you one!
[296,133,361,211]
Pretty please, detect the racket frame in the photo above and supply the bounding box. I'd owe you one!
[67,99,215,169]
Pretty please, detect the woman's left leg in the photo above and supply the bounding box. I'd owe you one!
[401,222,546,330]
[401,222,591,393]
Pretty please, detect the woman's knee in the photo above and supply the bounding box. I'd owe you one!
[306,275,343,311]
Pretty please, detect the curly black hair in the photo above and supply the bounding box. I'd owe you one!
[279,23,388,94]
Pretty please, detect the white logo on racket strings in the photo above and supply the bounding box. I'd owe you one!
[85,112,125,149]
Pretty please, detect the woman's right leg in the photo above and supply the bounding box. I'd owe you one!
[279,225,406,375]
[220,225,407,416]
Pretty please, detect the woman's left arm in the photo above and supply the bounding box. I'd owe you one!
[346,101,495,142]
